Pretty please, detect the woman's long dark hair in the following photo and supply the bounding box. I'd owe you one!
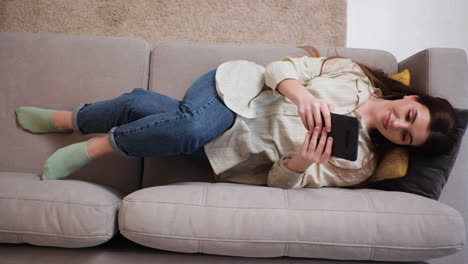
[357,63,457,156]
[299,46,458,157]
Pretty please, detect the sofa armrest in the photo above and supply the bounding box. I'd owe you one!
[398,48,468,108]
[399,49,468,264]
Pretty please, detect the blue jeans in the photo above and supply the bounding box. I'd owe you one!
[71,69,236,167]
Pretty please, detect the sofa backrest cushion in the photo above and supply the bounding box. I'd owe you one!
[0,32,150,195]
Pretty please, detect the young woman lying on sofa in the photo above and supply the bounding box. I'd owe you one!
[15,49,458,189]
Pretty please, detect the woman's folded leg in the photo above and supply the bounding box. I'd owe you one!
[109,98,235,158]
[41,69,235,180]
[109,69,235,158]
[73,88,181,134]
[15,88,181,134]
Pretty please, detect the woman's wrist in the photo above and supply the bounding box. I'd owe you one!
[285,154,311,173]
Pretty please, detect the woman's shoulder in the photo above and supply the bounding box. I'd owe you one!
[321,57,364,76]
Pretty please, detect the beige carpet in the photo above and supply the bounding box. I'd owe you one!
[0,0,346,47]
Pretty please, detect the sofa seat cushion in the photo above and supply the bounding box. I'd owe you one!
[0,172,123,248]
[119,182,464,261]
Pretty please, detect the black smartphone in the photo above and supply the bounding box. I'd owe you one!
[325,113,359,161]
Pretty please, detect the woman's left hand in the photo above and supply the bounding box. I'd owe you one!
[276,79,333,132]
[296,93,334,132]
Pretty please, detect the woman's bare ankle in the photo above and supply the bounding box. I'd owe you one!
[52,111,74,131]
[87,135,114,159]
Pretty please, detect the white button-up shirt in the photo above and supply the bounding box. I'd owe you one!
[204,56,379,188]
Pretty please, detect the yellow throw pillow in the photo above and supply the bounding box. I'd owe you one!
[368,147,408,182]
[367,70,411,183]
[392,69,410,86]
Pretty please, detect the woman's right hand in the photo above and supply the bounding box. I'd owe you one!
[296,93,333,132]
[285,127,334,173]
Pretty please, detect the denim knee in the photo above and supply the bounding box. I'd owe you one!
[131,88,146,93]
[180,119,211,155]
[120,89,155,119]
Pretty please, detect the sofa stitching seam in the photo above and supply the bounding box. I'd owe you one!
[143,42,150,90]
[199,185,208,253]
[283,190,289,256]
[0,230,112,239]
[362,192,376,260]
[106,204,109,238]
[203,185,208,205]
[120,200,461,217]
[123,231,464,250]
[0,196,121,208]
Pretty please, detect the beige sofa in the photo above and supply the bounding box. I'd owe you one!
[0,32,467,264]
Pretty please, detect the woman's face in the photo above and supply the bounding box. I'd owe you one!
[374,95,431,146]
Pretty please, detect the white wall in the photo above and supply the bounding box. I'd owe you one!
[348,5,468,264]
[347,0,468,61]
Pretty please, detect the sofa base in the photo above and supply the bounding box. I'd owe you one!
[0,234,432,264]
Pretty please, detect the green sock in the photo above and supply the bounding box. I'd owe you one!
[15,106,71,133]
[42,141,93,180]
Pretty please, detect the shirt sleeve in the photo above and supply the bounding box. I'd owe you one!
[267,153,305,189]
[267,153,377,189]
[319,57,367,78]
[264,56,326,91]
[299,158,376,188]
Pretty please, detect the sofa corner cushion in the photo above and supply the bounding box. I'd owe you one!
[0,172,123,248]
[118,182,464,261]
